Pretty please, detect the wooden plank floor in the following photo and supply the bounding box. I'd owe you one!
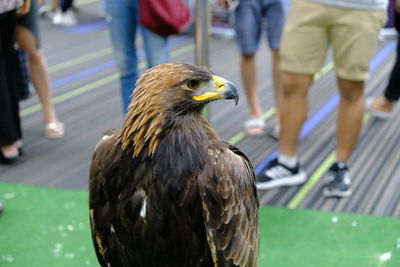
[1,1,399,218]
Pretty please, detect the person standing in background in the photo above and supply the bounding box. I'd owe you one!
[52,0,77,26]
[257,0,387,198]
[104,0,170,114]
[218,0,286,138]
[16,0,65,139]
[0,0,25,165]
[366,0,400,119]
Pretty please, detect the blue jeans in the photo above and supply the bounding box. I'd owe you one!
[105,0,169,113]
[141,27,169,68]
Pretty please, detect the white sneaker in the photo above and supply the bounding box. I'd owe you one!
[378,28,398,41]
[52,9,78,27]
[52,9,62,24]
[365,98,393,120]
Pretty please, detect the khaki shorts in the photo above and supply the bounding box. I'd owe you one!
[280,0,387,81]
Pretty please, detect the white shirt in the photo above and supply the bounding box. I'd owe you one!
[0,0,23,14]
[308,0,388,10]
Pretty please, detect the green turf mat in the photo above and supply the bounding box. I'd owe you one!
[259,206,400,267]
[0,182,399,266]
[0,183,96,266]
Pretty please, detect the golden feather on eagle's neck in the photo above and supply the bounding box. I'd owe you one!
[118,62,221,157]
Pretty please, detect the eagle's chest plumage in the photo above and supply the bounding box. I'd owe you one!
[101,130,214,266]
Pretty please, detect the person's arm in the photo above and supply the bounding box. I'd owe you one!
[396,0,400,13]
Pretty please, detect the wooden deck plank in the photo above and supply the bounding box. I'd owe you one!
[1,6,399,218]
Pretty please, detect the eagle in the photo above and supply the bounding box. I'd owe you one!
[89,62,259,267]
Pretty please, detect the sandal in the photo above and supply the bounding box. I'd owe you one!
[244,118,265,136]
[45,122,65,139]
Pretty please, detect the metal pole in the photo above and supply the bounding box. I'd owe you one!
[195,0,210,118]
[195,0,210,67]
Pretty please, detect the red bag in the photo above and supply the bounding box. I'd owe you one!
[139,0,191,37]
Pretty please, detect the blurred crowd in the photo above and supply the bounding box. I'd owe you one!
[0,0,399,205]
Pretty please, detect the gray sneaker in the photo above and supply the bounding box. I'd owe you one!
[266,123,280,140]
[323,162,352,197]
[0,201,3,216]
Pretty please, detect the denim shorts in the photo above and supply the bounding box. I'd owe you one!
[234,0,285,54]
[16,0,40,48]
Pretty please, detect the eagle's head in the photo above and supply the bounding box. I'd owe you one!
[120,62,238,156]
[132,62,238,113]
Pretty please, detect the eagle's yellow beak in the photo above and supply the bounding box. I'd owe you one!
[193,75,239,105]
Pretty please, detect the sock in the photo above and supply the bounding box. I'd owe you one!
[278,155,298,169]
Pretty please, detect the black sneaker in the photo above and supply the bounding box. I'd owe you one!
[323,162,352,197]
[257,158,306,190]
[0,201,3,216]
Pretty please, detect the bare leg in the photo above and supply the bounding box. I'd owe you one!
[241,54,262,118]
[51,0,59,10]
[336,78,364,162]
[16,26,58,124]
[16,26,64,138]
[279,72,313,156]
[241,54,264,135]
[271,48,283,125]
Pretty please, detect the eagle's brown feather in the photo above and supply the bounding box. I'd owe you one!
[89,62,259,267]
[198,143,259,267]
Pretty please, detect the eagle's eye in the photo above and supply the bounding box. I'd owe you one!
[186,80,200,90]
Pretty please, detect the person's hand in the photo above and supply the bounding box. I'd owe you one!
[395,0,400,13]
[217,0,234,8]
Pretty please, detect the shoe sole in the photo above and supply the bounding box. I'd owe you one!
[256,171,306,190]
[323,188,353,198]
[53,21,78,27]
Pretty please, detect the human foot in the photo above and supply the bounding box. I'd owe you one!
[0,142,21,165]
[244,117,265,136]
[45,121,65,139]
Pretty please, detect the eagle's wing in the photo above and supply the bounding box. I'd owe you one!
[89,131,118,267]
[197,143,259,267]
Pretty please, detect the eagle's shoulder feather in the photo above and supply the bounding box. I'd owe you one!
[198,143,259,267]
